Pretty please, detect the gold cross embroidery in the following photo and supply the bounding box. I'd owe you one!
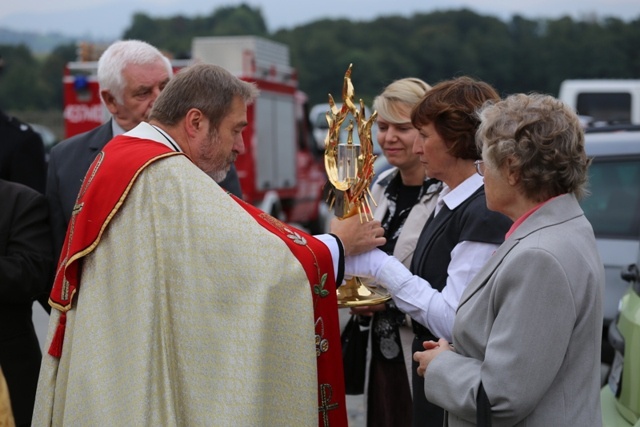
[318,383,339,426]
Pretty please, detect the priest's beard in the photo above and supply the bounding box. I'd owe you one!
[207,166,230,183]
[202,129,236,183]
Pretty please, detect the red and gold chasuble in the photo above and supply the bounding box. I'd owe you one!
[48,135,347,427]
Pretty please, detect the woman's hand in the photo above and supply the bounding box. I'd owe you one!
[414,338,454,377]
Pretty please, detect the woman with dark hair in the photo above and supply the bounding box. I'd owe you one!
[338,76,512,426]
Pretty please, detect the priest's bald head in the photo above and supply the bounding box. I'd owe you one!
[148,63,259,182]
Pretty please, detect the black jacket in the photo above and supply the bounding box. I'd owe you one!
[0,110,47,194]
[0,179,53,426]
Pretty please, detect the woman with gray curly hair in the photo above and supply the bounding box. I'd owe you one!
[414,93,605,426]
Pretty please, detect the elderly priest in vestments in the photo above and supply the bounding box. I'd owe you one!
[32,63,385,427]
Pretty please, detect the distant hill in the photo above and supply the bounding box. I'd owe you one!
[0,27,77,54]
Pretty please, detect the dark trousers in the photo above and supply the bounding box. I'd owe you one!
[411,336,445,427]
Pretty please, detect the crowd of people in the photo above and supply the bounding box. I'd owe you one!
[0,38,604,427]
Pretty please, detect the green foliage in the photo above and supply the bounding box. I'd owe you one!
[2,6,640,112]
[0,44,48,110]
[122,4,268,57]
[273,8,640,105]
[209,4,268,35]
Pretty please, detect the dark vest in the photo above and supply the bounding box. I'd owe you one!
[409,186,512,339]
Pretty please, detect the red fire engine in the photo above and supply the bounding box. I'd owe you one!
[63,36,329,233]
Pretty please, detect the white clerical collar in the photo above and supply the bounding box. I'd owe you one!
[124,122,183,153]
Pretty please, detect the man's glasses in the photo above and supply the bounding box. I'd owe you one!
[474,160,485,177]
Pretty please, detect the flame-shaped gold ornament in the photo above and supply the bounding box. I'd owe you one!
[324,64,391,308]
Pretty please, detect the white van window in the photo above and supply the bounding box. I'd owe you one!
[577,93,632,124]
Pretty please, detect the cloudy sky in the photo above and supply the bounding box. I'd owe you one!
[1,0,639,38]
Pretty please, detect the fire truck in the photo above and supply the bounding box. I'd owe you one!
[63,36,329,233]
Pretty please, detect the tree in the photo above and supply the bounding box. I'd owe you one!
[122,4,268,58]
[0,45,47,110]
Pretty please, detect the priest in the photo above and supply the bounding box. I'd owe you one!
[33,63,385,427]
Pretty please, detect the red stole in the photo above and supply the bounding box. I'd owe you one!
[48,136,180,357]
[47,135,347,427]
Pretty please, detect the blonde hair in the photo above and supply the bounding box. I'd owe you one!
[373,77,431,123]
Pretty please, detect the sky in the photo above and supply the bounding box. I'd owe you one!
[1,0,639,39]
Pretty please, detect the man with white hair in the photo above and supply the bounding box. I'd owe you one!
[46,40,173,265]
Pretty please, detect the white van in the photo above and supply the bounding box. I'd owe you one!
[558,79,640,125]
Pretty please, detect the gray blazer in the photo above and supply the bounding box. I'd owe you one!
[46,121,113,261]
[424,194,604,426]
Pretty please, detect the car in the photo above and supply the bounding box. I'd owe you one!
[600,258,640,426]
[580,127,640,363]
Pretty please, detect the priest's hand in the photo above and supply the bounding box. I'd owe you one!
[414,338,453,377]
[330,215,385,256]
